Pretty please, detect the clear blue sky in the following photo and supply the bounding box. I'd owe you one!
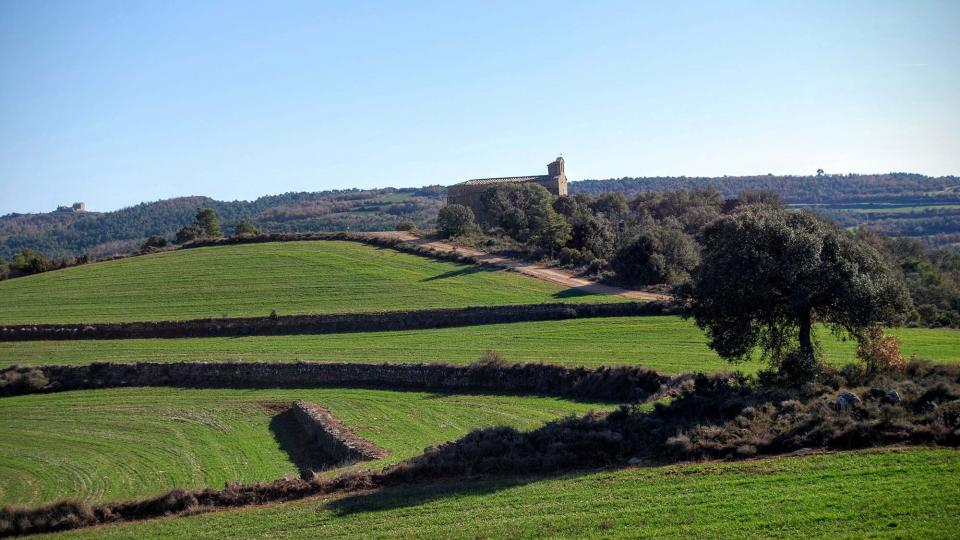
[1,0,958,214]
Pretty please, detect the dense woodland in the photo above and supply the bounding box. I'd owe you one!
[572,173,960,250]
[440,183,959,329]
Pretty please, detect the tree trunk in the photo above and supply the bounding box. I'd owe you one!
[782,309,818,380]
[798,313,813,360]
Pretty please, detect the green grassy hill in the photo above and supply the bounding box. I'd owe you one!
[4,316,957,373]
[45,448,960,539]
[0,241,621,324]
[0,387,604,506]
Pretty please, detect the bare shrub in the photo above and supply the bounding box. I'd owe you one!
[0,366,48,396]
[856,327,906,372]
[471,350,508,369]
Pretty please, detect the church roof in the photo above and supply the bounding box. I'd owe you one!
[457,175,553,187]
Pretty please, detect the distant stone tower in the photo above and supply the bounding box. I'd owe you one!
[546,157,567,196]
[447,157,569,222]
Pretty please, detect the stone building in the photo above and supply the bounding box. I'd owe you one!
[56,202,86,213]
[447,157,568,221]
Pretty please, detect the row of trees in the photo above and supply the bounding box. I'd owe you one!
[0,249,90,280]
[143,209,262,249]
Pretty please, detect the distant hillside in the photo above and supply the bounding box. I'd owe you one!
[3,173,958,261]
[570,172,960,203]
[571,173,960,249]
[0,187,444,260]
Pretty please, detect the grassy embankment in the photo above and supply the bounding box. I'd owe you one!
[43,448,960,539]
[3,316,957,373]
[0,387,604,507]
[0,240,623,324]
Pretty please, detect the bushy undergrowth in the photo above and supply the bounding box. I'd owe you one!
[3,362,958,537]
[383,361,960,481]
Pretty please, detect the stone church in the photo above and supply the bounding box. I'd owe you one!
[446,157,568,220]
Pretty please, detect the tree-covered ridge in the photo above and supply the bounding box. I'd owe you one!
[3,173,958,261]
[571,173,960,250]
[571,172,960,203]
[0,187,444,260]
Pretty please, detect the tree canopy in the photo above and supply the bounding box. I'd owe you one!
[175,208,223,244]
[481,184,570,255]
[234,219,261,237]
[436,204,476,238]
[682,206,912,379]
[195,208,222,238]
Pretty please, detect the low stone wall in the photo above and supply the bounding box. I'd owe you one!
[291,400,388,464]
[0,361,669,403]
[0,301,671,341]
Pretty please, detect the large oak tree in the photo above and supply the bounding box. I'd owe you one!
[682,207,911,379]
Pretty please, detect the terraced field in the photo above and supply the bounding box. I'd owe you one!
[0,241,623,324]
[4,240,958,539]
[3,316,957,373]
[45,448,960,539]
[0,387,605,506]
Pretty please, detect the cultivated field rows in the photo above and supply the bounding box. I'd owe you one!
[0,241,624,324]
[0,387,603,506]
[2,240,958,538]
[41,448,960,539]
[2,316,957,373]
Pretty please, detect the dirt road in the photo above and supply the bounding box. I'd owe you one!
[367,232,671,302]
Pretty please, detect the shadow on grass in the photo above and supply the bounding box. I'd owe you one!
[326,473,585,516]
[551,288,598,299]
[417,391,618,407]
[419,265,494,282]
[268,408,337,476]
[552,283,631,298]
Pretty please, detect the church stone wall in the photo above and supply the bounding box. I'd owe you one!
[446,158,568,223]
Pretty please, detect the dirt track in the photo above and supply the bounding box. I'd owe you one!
[368,232,671,302]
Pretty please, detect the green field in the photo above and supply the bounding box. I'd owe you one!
[45,448,960,539]
[848,204,960,214]
[3,316,957,373]
[0,241,622,324]
[0,387,604,506]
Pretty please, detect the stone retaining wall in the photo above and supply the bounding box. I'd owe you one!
[0,301,671,341]
[0,361,669,403]
[291,400,388,464]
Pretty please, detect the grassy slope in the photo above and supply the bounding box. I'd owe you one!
[0,241,621,324]
[47,448,960,539]
[3,316,957,373]
[0,388,603,506]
